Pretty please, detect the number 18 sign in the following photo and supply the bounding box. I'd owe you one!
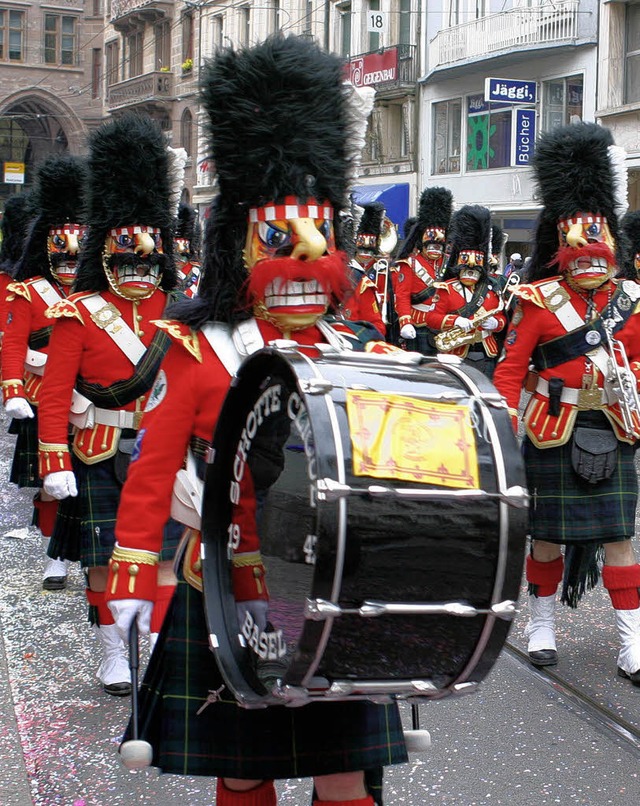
[368,12,387,33]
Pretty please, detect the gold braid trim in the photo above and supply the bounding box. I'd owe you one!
[110,545,160,595]
[232,551,263,568]
[2,378,24,389]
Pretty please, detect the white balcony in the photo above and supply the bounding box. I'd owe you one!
[428,0,580,72]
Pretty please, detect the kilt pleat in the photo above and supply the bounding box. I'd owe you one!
[8,413,41,488]
[127,578,407,782]
[523,433,637,544]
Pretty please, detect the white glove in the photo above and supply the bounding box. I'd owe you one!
[480,316,499,331]
[236,599,269,633]
[108,598,153,641]
[4,397,34,419]
[400,323,417,340]
[454,316,473,332]
[43,470,78,499]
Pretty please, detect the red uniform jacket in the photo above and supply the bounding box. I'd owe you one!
[424,279,506,358]
[103,316,397,606]
[340,272,385,335]
[37,288,169,474]
[493,277,640,447]
[394,253,441,327]
[1,277,68,405]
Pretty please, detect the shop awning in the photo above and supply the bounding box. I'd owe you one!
[352,182,410,232]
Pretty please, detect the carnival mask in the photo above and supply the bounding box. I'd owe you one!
[634,252,640,279]
[243,196,350,331]
[457,250,485,286]
[47,224,86,286]
[103,226,164,299]
[556,213,616,290]
[421,227,446,263]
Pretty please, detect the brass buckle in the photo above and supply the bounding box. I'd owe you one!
[577,373,603,409]
[133,410,144,429]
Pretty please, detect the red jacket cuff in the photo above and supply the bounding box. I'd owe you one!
[105,544,159,602]
[39,442,73,475]
[232,552,269,602]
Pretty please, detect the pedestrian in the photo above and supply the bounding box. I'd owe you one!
[104,35,407,806]
[493,122,640,685]
[504,252,523,278]
[37,115,182,695]
[1,156,87,590]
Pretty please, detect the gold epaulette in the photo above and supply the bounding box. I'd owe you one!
[513,278,561,309]
[45,298,85,323]
[358,275,377,292]
[151,319,202,362]
[6,281,31,303]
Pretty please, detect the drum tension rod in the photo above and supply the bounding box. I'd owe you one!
[305,598,517,621]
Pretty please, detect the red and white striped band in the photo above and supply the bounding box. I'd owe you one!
[108,226,161,236]
[248,196,333,223]
[558,214,606,228]
[51,224,84,235]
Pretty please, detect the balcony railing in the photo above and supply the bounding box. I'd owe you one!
[111,0,156,18]
[429,0,579,72]
[106,70,174,109]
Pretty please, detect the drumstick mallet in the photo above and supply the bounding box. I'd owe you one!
[119,619,153,770]
[403,702,432,754]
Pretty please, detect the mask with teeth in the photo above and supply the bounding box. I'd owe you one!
[555,213,617,290]
[102,226,165,300]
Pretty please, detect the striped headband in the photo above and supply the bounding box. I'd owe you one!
[248,196,333,223]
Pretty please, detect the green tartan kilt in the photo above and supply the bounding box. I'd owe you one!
[127,577,407,786]
[523,431,637,545]
[8,412,41,488]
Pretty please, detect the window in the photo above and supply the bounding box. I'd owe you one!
[466,95,511,171]
[399,0,411,45]
[155,21,170,71]
[91,48,102,98]
[127,30,143,78]
[448,0,460,27]
[369,0,380,51]
[338,3,351,57]
[181,109,193,156]
[212,15,224,50]
[182,12,194,63]
[92,0,102,16]
[44,14,78,66]
[432,99,461,174]
[542,75,583,131]
[105,39,120,86]
[304,0,314,35]
[269,0,280,34]
[387,103,410,161]
[364,111,381,162]
[0,9,25,62]
[625,5,640,104]
[239,6,250,46]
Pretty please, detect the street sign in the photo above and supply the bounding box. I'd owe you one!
[514,108,536,166]
[485,77,537,105]
[4,162,25,184]
[367,12,387,33]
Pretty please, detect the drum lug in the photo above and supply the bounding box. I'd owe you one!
[491,600,518,619]
[451,681,479,696]
[316,478,351,500]
[299,378,334,395]
[500,485,529,509]
[305,598,342,620]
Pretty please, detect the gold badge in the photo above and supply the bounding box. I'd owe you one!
[91,302,122,329]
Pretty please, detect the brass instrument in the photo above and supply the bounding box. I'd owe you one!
[602,319,640,440]
[435,273,521,353]
[379,215,398,257]
[372,258,390,324]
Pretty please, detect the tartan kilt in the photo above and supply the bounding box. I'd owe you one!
[49,452,189,566]
[8,412,41,488]
[523,431,637,545]
[404,325,437,356]
[126,577,408,784]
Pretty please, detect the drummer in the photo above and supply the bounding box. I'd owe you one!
[105,36,407,806]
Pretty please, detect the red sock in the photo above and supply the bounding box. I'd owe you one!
[526,554,563,597]
[34,496,59,539]
[602,564,640,610]
[313,798,375,806]
[216,779,276,805]
[150,584,176,633]
[86,589,115,626]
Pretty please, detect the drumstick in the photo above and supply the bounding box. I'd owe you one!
[403,703,432,754]
[119,620,153,770]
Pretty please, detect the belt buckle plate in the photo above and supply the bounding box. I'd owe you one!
[577,374,603,409]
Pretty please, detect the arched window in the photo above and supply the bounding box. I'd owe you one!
[181,109,193,156]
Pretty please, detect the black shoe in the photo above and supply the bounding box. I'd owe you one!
[43,575,67,591]
[528,649,558,667]
[617,667,640,687]
[104,681,132,697]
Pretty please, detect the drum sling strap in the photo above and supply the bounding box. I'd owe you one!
[531,283,637,371]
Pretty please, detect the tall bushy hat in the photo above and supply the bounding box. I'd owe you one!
[491,221,506,267]
[356,202,385,248]
[443,204,492,278]
[620,209,640,278]
[0,194,32,276]
[175,201,202,259]
[14,155,87,282]
[75,113,177,292]
[190,34,355,326]
[528,122,628,282]
[397,186,453,260]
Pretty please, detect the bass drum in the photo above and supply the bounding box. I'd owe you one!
[201,347,527,708]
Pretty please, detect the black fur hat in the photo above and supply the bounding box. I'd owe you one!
[527,122,628,282]
[356,202,385,247]
[14,155,87,282]
[0,194,32,276]
[443,204,492,279]
[396,187,453,260]
[175,201,202,259]
[179,34,355,327]
[621,209,640,258]
[74,113,177,293]
[490,221,506,268]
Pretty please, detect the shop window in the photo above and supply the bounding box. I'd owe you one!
[432,98,461,174]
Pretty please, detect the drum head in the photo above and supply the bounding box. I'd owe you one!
[201,348,527,707]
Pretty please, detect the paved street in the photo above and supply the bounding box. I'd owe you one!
[0,410,639,805]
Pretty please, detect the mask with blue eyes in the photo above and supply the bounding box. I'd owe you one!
[47,224,86,286]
